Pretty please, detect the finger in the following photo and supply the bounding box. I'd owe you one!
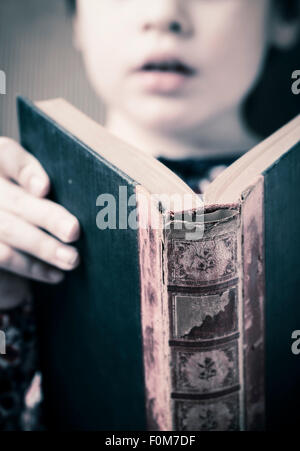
[0,242,65,284]
[0,177,80,243]
[0,137,50,197]
[0,210,80,271]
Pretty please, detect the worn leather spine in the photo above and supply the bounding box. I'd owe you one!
[164,207,245,431]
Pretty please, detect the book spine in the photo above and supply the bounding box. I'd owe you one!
[241,177,265,430]
[136,186,172,431]
[164,207,244,431]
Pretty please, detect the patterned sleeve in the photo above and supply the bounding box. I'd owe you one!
[0,298,42,431]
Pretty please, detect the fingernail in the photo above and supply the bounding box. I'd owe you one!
[56,247,79,267]
[29,176,47,196]
[48,269,65,283]
[59,219,80,241]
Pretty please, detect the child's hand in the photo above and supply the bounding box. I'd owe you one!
[0,137,80,296]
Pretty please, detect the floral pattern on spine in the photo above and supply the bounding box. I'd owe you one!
[172,343,239,394]
[168,232,237,287]
[174,394,240,431]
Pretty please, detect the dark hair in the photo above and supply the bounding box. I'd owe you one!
[244,0,300,137]
[66,0,76,14]
[276,0,300,19]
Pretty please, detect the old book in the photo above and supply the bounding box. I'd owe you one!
[17,97,300,431]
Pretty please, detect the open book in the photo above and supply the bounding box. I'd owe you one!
[18,97,300,431]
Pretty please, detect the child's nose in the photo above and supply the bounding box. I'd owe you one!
[141,0,193,37]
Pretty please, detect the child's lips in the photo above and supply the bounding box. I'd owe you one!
[133,71,193,94]
[132,56,197,94]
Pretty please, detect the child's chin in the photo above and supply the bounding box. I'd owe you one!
[132,105,191,133]
[125,94,203,133]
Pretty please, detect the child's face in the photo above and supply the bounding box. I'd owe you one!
[75,0,273,133]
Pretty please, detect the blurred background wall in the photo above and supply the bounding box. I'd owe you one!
[0,0,104,139]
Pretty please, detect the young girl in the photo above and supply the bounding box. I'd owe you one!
[0,0,299,430]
